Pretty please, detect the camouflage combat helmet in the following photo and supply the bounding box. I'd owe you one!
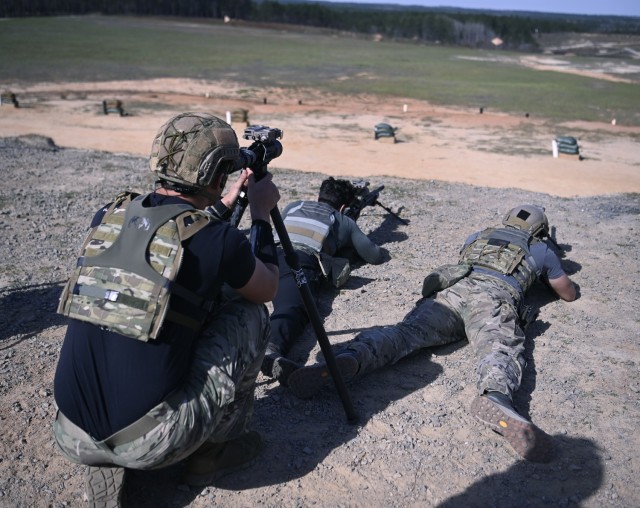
[502,204,549,238]
[149,112,239,190]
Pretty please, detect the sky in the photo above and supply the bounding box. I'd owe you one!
[319,0,640,17]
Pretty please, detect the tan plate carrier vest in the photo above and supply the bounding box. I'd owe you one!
[58,192,216,341]
[459,227,539,293]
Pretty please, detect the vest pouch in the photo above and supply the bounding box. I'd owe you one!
[317,253,351,288]
[459,227,538,293]
[60,265,167,341]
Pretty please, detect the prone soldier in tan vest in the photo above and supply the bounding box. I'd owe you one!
[288,204,578,463]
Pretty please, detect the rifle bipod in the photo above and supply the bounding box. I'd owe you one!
[229,182,358,424]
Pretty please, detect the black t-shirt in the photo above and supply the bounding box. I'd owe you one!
[54,193,255,440]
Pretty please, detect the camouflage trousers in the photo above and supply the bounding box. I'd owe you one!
[343,274,526,398]
[53,291,270,469]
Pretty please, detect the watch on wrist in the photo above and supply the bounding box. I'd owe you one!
[211,200,233,221]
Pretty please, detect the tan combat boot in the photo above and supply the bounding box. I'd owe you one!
[470,392,553,463]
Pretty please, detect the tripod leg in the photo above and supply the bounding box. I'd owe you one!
[271,208,358,424]
[229,192,249,228]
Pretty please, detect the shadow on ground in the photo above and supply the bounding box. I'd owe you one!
[0,282,66,348]
[436,436,603,507]
[124,352,444,506]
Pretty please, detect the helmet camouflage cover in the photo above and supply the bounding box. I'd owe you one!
[149,112,239,189]
[502,204,549,238]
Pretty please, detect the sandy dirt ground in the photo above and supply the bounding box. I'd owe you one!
[0,77,639,508]
[0,136,638,508]
[0,78,638,198]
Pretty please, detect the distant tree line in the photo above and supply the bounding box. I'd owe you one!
[2,0,638,50]
[0,0,252,19]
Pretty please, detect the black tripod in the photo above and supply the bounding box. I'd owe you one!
[231,166,358,424]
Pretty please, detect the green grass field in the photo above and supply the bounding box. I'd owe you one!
[1,15,639,125]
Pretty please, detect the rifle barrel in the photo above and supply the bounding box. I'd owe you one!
[375,200,409,225]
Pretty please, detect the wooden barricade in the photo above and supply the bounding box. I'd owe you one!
[226,108,250,133]
[1,91,19,108]
[102,99,125,116]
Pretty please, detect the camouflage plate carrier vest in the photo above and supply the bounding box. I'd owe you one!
[459,227,539,292]
[276,201,335,254]
[58,192,216,341]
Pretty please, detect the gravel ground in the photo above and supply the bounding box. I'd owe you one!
[0,135,638,507]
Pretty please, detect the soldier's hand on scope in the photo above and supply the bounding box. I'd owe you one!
[221,169,250,209]
[247,170,280,223]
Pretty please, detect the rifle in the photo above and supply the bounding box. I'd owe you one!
[344,180,409,225]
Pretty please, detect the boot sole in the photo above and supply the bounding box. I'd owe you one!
[288,355,358,399]
[470,395,553,463]
[85,466,125,508]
